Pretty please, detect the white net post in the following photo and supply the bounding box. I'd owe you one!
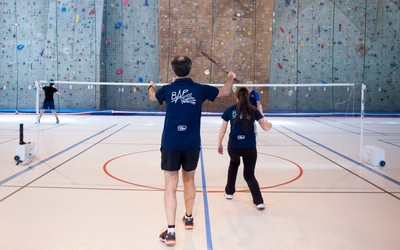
[35,79,40,158]
[359,83,366,162]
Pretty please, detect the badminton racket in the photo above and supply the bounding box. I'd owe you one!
[200,51,240,83]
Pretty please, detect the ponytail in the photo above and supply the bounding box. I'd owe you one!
[232,87,258,134]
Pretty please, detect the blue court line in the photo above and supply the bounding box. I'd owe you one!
[282,126,400,186]
[199,145,213,250]
[0,124,118,186]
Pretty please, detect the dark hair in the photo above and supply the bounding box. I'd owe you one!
[232,87,258,134]
[49,79,55,86]
[171,55,192,77]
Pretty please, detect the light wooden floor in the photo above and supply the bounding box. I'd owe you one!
[0,114,399,250]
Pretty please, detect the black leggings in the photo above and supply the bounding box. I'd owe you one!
[225,146,264,205]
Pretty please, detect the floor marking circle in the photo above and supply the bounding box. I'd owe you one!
[103,149,303,193]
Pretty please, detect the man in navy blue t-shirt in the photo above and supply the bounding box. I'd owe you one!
[247,81,263,134]
[148,55,236,246]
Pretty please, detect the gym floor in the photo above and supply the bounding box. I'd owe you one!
[0,114,399,250]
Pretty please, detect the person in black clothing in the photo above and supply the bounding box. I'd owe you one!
[38,79,60,123]
[218,87,272,210]
[247,81,264,135]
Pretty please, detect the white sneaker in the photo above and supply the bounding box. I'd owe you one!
[224,194,233,200]
[256,203,265,210]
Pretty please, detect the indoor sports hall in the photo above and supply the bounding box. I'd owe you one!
[0,0,399,250]
[1,114,400,250]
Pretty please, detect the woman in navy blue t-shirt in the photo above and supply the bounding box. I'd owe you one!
[218,87,272,210]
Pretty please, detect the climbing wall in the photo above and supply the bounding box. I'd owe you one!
[0,0,398,113]
[362,0,400,111]
[0,0,103,111]
[0,1,48,111]
[99,0,159,111]
[158,0,274,111]
[270,0,399,113]
[47,1,103,111]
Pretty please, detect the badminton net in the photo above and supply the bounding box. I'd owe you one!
[35,80,360,115]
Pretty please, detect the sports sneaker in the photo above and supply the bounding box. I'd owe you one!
[56,118,59,124]
[182,215,194,230]
[159,229,176,246]
[224,194,233,200]
[256,203,266,210]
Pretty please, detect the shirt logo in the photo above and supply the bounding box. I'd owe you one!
[232,110,245,120]
[237,135,245,140]
[177,125,187,131]
[171,89,196,105]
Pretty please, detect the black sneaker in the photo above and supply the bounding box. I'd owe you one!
[159,229,176,246]
[56,118,59,124]
[182,215,194,230]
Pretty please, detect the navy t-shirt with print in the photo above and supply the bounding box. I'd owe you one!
[221,104,264,149]
[155,78,219,150]
[249,89,260,108]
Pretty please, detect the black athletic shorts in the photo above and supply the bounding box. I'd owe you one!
[160,147,200,172]
[42,101,55,109]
